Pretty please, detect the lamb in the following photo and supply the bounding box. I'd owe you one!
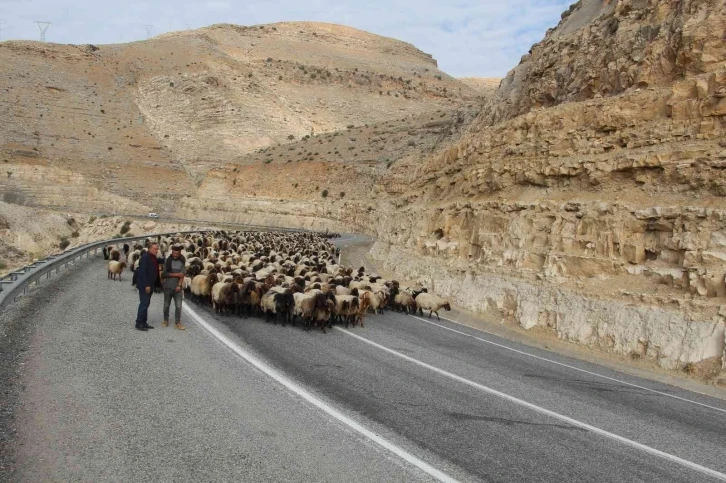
[107,261,127,281]
[414,293,452,321]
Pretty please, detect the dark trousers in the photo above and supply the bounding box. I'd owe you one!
[163,288,183,323]
[136,289,153,326]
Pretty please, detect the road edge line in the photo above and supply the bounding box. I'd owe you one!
[183,304,460,483]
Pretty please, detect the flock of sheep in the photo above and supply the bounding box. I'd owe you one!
[106,231,452,332]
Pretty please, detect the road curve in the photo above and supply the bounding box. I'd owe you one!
[3,245,726,482]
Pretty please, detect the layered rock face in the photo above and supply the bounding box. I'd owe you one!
[370,0,726,372]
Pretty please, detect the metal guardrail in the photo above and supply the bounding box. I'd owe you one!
[0,230,208,309]
[0,220,316,309]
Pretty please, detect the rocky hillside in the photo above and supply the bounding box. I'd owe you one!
[0,21,481,215]
[370,0,726,376]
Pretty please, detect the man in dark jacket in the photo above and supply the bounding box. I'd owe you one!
[134,242,160,331]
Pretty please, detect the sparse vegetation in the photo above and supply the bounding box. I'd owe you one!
[71,231,80,238]
[339,191,345,198]
[88,216,96,224]
[66,218,76,226]
[0,260,7,270]
[321,189,328,198]
[119,220,131,235]
[59,237,70,250]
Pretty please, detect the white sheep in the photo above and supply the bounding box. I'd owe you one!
[414,293,452,320]
[108,261,127,281]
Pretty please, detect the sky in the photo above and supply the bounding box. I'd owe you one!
[0,0,573,77]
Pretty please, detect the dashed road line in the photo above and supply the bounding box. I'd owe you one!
[336,326,726,482]
[409,314,726,415]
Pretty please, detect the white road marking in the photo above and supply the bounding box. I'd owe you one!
[183,305,460,483]
[410,314,726,415]
[335,327,726,482]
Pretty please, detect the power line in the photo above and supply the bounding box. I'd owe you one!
[143,24,153,39]
[36,21,51,42]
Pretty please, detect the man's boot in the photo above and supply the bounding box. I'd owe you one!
[162,320,169,327]
[175,321,186,330]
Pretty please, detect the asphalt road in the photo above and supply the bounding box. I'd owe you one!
[4,244,726,482]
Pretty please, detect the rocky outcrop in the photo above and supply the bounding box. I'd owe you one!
[484,0,726,124]
[370,241,725,371]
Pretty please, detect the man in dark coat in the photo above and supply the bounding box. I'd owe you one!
[134,242,160,331]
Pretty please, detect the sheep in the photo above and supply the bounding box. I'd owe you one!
[311,297,335,333]
[260,290,294,326]
[135,229,393,330]
[359,289,385,315]
[393,291,417,314]
[414,293,452,321]
[333,295,360,328]
[236,280,260,317]
[356,291,373,327]
[190,272,217,305]
[108,261,127,281]
[294,291,330,331]
[211,282,231,314]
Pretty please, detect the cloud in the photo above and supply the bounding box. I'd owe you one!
[0,0,573,77]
